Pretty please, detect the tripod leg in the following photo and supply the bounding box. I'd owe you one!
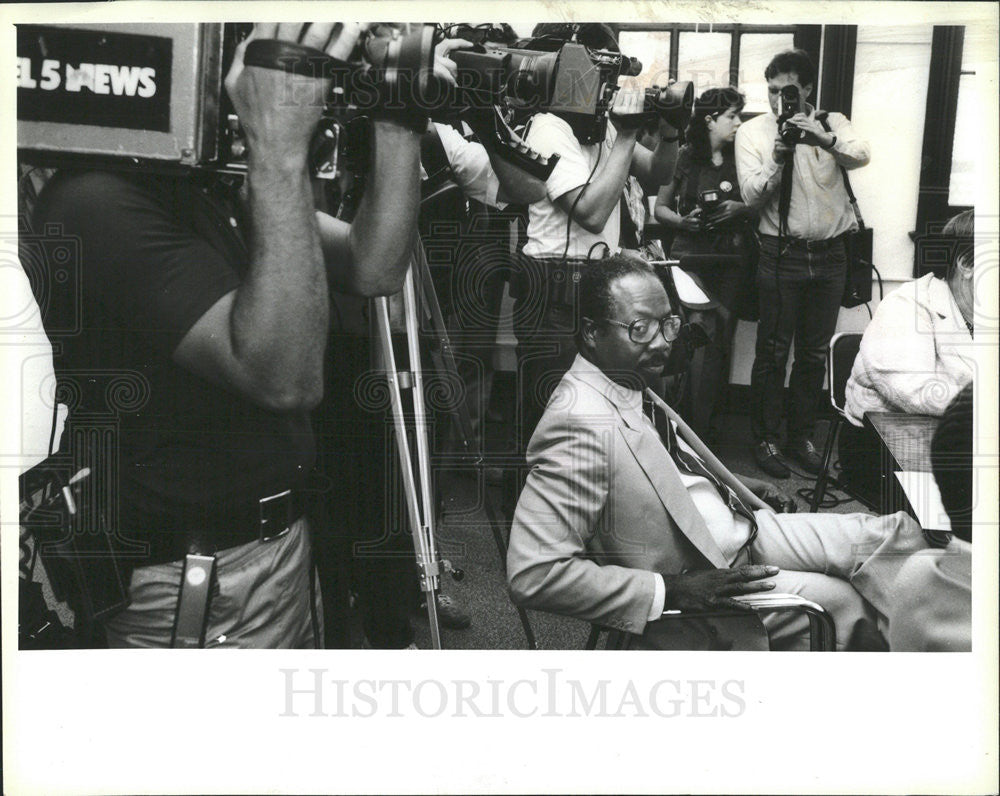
[413,242,538,649]
[373,293,442,649]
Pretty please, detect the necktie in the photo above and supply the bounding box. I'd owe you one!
[644,397,758,560]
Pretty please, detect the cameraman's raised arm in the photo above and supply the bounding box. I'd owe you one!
[174,23,355,411]
[315,119,422,297]
[735,123,787,210]
[629,116,680,196]
[545,88,671,234]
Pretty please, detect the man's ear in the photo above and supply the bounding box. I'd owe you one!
[802,83,814,105]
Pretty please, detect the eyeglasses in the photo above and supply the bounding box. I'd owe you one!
[599,315,682,344]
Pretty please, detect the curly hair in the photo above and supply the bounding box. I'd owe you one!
[684,86,746,163]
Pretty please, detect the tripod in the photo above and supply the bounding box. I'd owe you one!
[372,238,537,650]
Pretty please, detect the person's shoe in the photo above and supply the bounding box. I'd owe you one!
[418,594,472,630]
[785,436,824,475]
[753,440,790,479]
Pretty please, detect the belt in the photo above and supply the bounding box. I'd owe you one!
[510,254,590,304]
[760,233,844,252]
[133,488,310,565]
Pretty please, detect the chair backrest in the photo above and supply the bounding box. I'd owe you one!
[828,332,863,414]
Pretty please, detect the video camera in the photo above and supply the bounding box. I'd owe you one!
[776,84,806,146]
[448,39,693,145]
[16,22,559,183]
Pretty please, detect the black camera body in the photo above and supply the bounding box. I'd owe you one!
[697,188,721,229]
[450,41,692,145]
[776,83,806,146]
[17,23,560,184]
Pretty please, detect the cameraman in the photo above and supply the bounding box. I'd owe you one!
[513,24,679,449]
[32,23,425,647]
[735,49,870,479]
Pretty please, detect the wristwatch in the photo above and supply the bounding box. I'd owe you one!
[821,134,838,150]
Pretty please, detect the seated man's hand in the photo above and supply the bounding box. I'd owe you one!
[662,565,779,612]
[225,23,364,164]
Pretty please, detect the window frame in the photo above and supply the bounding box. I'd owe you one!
[613,23,818,118]
[913,26,972,277]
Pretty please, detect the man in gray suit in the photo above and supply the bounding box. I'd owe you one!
[507,255,946,650]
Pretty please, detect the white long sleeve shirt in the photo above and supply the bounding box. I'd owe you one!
[734,107,870,240]
[844,273,975,425]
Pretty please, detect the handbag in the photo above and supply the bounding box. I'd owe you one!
[818,114,874,308]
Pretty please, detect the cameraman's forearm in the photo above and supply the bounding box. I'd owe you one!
[827,119,871,169]
[735,133,781,208]
[635,136,678,195]
[234,157,328,405]
[562,132,636,232]
[346,120,422,296]
[492,155,548,206]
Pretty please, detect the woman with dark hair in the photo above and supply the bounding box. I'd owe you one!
[654,86,753,438]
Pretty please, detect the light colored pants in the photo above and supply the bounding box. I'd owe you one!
[749,509,933,650]
[103,517,322,648]
[639,510,936,651]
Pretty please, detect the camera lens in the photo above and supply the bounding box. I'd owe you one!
[643,80,693,129]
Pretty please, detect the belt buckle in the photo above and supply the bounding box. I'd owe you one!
[259,489,293,542]
[805,238,824,252]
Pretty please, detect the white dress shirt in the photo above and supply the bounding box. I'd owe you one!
[734,106,870,240]
[424,122,506,210]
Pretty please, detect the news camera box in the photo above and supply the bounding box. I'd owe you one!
[17,23,225,166]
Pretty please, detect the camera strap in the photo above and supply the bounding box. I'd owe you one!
[817,114,866,231]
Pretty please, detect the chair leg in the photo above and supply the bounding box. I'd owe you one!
[810,418,842,512]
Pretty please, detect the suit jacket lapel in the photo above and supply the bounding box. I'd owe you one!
[616,408,729,570]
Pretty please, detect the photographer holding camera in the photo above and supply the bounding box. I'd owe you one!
[511,24,680,452]
[735,49,870,479]
[654,87,753,440]
[31,23,429,647]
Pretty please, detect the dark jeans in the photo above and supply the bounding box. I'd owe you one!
[679,263,742,438]
[750,236,846,443]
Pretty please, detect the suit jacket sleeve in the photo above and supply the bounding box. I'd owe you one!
[506,403,658,634]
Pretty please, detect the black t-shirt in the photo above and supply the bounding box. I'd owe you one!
[669,144,745,258]
[32,170,315,548]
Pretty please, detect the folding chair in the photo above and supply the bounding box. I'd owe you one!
[586,593,836,651]
[810,332,877,512]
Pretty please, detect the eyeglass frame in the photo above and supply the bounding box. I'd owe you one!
[590,314,683,344]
